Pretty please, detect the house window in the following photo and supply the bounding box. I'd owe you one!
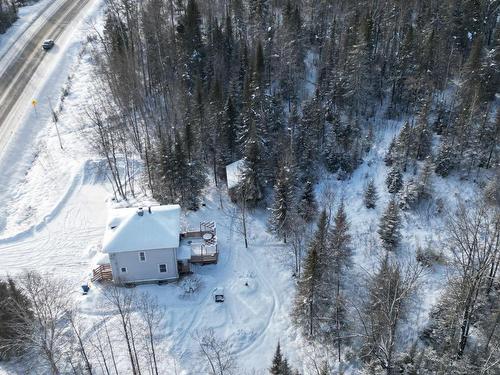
[120,267,127,273]
[139,251,146,262]
[159,264,167,273]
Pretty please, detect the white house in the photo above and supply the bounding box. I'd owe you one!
[92,205,218,285]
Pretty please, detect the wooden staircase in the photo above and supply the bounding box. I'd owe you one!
[92,264,113,282]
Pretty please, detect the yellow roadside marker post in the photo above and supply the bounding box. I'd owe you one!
[31,99,38,115]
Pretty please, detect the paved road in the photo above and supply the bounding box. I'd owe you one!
[0,0,90,153]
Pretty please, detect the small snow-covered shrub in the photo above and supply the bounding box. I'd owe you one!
[434,198,445,215]
[416,245,445,268]
[180,276,201,297]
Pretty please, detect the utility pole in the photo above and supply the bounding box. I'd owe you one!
[48,97,63,150]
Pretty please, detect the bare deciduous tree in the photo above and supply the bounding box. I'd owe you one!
[360,257,423,374]
[447,201,499,357]
[102,286,138,375]
[195,329,237,375]
[1,272,73,375]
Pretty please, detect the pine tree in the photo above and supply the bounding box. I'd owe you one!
[269,162,295,243]
[297,180,318,223]
[378,198,401,251]
[364,179,378,209]
[386,166,403,194]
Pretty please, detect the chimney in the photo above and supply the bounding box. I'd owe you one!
[148,206,152,214]
[137,207,144,216]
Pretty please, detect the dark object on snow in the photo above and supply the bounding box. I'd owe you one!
[81,284,90,295]
[214,287,224,303]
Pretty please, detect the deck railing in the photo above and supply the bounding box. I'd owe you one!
[92,263,113,282]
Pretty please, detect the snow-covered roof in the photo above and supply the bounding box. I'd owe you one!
[226,159,245,190]
[102,205,181,253]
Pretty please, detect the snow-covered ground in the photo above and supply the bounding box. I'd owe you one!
[0,2,487,374]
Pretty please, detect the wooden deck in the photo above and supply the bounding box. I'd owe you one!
[180,221,219,265]
[191,253,218,264]
[92,263,113,282]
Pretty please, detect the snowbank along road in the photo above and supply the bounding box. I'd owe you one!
[0,0,91,155]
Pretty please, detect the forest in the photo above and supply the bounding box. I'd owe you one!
[0,0,498,374]
[83,0,499,372]
[0,0,18,33]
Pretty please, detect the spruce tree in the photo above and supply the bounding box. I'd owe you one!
[378,198,401,251]
[364,179,378,209]
[412,102,433,160]
[269,162,295,243]
[240,124,264,207]
[435,140,456,177]
[384,137,397,166]
[269,342,295,375]
[417,157,434,199]
[292,211,329,338]
[328,203,352,359]
[297,180,318,223]
[270,342,284,375]
[386,166,403,194]
[395,122,413,170]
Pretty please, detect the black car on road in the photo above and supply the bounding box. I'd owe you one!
[42,39,55,50]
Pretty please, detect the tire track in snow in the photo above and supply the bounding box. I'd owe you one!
[229,243,280,357]
[0,159,95,244]
[173,214,237,357]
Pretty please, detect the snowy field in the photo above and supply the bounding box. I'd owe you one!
[0,2,488,374]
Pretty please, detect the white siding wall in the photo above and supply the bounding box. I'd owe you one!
[110,248,178,284]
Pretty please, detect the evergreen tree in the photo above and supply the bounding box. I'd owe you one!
[386,166,403,194]
[384,137,397,166]
[292,211,329,338]
[395,122,413,171]
[269,161,295,243]
[220,96,238,163]
[240,124,264,207]
[364,179,378,209]
[297,180,318,223]
[269,341,295,375]
[417,157,434,199]
[412,101,433,160]
[328,203,352,359]
[398,179,420,211]
[178,0,205,91]
[378,198,401,251]
[270,342,284,375]
[435,140,457,177]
